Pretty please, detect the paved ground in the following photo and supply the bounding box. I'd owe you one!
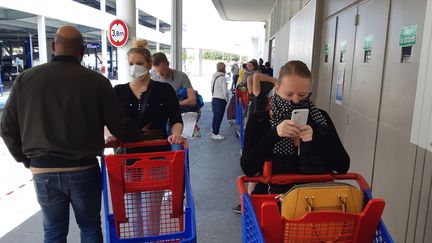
[0,75,243,242]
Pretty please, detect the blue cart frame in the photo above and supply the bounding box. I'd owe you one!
[101,146,196,243]
[241,189,394,243]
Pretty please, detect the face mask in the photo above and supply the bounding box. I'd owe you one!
[129,64,148,80]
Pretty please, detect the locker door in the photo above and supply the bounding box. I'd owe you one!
[315,17,337,112]
[329,7,357,143]
[344,0,390,183]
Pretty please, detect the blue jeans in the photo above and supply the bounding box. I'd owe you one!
[33,165,103,243]
[212,98,227,135]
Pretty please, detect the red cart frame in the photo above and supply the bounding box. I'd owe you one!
[238,162,392,243]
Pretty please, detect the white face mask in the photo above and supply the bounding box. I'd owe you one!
[129,64,148,80]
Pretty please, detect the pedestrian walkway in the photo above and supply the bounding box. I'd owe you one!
[0,102,243,242]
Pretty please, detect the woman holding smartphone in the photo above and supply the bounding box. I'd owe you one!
[240,60,350,194]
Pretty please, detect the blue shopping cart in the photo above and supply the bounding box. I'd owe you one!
[102,140,196,243]
[238,162,394,243]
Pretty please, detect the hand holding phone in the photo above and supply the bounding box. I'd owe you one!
[291,109,309,127]
[291,109,312,155]
[291,109,312,140]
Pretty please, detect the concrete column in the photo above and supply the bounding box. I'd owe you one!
[100,0,108,77]
[171,0,182,70]
[155,19,161,51]
[101,32,108,77]
[0,46,3,93]
[37,15,47,64]
[197,48,203,76]
[46,39,53,62]
[100,0,105,11]
[109,45,113,75]
[116,0,136,83]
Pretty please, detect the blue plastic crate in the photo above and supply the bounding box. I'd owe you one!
[364,190,394,243]
[235,92,242,126]
[241,191,393,243]
[241,194,265,243]
[101,148,196,243]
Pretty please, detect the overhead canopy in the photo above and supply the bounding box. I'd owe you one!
[211,0,276,21]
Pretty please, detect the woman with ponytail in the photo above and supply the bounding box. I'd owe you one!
[240,60,350,194]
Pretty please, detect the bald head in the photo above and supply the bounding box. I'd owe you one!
[53,25,84,58]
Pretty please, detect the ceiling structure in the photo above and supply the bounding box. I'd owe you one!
[0,8,102,50]
[211,0,276,21]
[0,1,171,54]
[72,0,117,15]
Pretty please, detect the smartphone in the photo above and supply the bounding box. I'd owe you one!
[291,109,309,126]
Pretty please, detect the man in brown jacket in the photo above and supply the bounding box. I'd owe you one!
[1,25,142,243]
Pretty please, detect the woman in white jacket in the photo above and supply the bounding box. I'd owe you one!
[211,62,229,140]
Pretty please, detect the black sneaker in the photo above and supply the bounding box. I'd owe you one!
[232,204,241,214]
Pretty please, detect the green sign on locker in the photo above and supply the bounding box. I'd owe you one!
[364,35,374,50]
[324,44,329,55]
[400,25,417,47]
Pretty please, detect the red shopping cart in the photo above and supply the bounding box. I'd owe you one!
[238,162,393,243]
[102,140,196,242]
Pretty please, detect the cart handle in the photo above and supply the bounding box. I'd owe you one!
[106,139,189,149]
[238,161,371,194]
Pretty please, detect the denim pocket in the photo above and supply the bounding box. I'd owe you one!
[33,177,58,206]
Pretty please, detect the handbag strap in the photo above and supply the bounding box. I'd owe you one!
[212,75,225,95]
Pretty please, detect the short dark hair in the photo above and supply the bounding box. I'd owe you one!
[152,52,169,66]
[242,63,247,69]
[265,62,270,67]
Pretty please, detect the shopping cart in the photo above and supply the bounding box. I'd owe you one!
[234,88,248,150]
[102,140,196,243]
[238,162,394,243]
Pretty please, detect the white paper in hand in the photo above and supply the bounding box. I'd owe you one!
[181,112,198,138]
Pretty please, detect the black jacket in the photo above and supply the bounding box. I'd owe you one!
[113,80,183,153]
[240,110,350,177]
[114,80,183,136]
[0,56,143,168]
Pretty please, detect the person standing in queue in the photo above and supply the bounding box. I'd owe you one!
[210,62,229,140]
[111,39,184,151]
[151,52,197,110]
[108,39,184,236]
[0,25,144,243]
[151,52,201,138]
[241,60,350,194]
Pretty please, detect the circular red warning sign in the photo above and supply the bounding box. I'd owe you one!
[108,19,129,47]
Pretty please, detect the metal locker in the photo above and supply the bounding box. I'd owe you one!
[328,6,357,143]
[315,17,337,112]
[344,0,390,183]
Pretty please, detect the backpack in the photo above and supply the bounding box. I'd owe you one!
[177,88,204,112]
